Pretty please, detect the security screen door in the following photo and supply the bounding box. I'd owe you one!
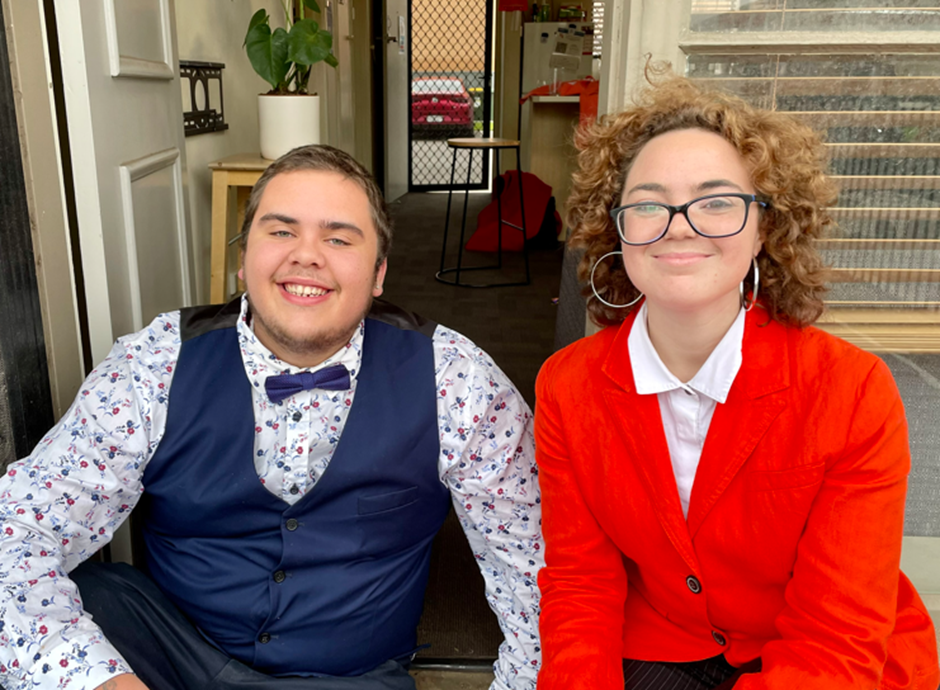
[409,0,494,191]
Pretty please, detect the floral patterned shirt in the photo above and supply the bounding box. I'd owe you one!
[0,297,542,690]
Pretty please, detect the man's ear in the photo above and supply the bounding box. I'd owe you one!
[373,259,388,297]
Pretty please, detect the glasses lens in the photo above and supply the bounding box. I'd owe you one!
[618,204,669,244]
[687,195,748,237]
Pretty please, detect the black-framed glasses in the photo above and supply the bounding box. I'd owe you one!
[610,193,771,246]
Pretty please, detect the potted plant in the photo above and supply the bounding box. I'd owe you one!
[244,0,338,159]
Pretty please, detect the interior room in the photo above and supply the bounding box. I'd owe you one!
[1,1,939,689]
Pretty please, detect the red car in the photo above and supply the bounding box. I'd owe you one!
[411,77,475,139]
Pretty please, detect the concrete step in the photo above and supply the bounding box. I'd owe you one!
[411,668,494,690]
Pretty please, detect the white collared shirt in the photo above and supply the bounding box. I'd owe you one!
[628,302,746,518]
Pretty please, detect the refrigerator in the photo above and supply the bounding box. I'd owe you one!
[521,21,595,96]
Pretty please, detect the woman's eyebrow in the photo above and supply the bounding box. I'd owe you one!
[697,179,744,192]
[625,182,666,195]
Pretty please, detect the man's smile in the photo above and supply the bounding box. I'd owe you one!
[282,283,331,297]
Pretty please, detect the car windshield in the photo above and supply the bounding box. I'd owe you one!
[412,79,465,94]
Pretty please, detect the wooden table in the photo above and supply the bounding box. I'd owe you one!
[519,96,581,238]
[209,153,273,303]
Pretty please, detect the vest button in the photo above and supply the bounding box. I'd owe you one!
[259,632,271,644]
[686,576,701,594]
[273,570,286,583]
[292,411,302,422]
[712,630,727,646]
[285,518,299,531]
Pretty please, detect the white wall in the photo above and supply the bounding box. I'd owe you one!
[175,0,283,304]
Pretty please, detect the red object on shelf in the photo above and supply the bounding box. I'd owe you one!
[520,76,600,125]
[498,0,529,10]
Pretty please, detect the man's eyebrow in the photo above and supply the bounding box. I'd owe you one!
[320,220,364,237]
[258,212,299,225]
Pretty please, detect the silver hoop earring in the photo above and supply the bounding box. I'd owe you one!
[742,258,760,312]
[590,251,644,309]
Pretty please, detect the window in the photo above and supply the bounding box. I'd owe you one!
[681,2,940,353]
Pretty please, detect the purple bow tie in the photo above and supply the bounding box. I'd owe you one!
[264,364,351,403]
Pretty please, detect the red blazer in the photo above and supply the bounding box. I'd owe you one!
[535,308,939,690]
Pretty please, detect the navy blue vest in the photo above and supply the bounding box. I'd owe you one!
[138,300,451,676]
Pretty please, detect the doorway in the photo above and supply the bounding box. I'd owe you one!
[409,0,494,191]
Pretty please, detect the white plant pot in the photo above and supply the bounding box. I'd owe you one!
[258,94,321,160]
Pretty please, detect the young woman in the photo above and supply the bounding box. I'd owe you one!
[534,76,940,690]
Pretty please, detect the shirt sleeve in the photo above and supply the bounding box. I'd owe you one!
[432,326,543,690]
[0,313,180,690]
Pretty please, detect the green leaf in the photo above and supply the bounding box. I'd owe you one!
[246,23,290,90]
[287,19,333,67]
[325,53,338,68]
[244,8,268,47]
[303,0,322,13]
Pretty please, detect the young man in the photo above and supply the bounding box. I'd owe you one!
[0,146,542,690]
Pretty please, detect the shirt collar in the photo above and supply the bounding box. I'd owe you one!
[236,294,364,392]
[628,302,745,404]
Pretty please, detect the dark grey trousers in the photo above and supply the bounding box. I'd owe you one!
[71,562,415,690]
[622,655,761,690]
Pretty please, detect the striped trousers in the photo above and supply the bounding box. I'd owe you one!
[622,656,761,690]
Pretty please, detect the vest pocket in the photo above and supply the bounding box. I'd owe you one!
[357,486,419,515]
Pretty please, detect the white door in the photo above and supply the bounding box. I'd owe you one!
[55,0,194,367]
[384,0,409,202]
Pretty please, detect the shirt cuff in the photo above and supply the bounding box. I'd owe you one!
[6,636,132,690]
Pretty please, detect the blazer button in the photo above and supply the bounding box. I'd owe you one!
[686,576,701,594]
[259,632,271,644]
[273,570,286,583]
[712,630,727,646]
[285,518,299,531]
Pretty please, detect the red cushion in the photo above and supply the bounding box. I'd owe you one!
[465,170,552,252]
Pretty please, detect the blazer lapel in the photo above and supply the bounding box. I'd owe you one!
[603,315,699,573]
[686,311,791,538]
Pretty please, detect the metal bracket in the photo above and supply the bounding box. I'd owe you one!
[180,61,229,137]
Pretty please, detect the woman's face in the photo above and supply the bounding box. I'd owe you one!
[618,128,763,320]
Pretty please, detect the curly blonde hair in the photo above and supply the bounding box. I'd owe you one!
[569,74,837,327]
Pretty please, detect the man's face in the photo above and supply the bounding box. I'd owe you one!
[239,170,387,368]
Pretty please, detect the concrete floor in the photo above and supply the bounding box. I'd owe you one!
[411,669,494,690]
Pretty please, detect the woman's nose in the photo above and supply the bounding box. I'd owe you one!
[664,209,698,240]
